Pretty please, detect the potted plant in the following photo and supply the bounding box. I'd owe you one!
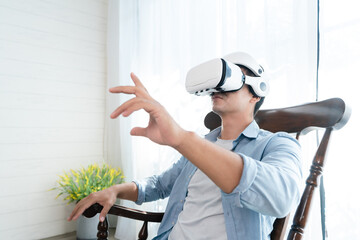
[52,163,125,240]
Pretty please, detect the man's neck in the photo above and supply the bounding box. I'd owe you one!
[219,113,253,140]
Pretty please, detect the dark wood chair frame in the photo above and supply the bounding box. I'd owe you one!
[83,98,351,240]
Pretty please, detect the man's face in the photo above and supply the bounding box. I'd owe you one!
[211,84,255,116]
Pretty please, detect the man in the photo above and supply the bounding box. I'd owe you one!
[68,52,302,239]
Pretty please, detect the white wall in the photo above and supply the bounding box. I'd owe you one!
[0,0,108,239]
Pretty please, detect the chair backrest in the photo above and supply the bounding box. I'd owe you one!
[204,98,351,240]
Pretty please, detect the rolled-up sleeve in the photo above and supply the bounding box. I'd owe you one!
[134,156,187,205]
[226,133,302,218]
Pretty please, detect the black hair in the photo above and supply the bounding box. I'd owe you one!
[237,65,265,116]
[248,86,265,115]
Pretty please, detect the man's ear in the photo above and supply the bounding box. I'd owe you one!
[250,95,261,103]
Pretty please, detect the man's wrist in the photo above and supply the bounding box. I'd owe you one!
[174,130,196,152]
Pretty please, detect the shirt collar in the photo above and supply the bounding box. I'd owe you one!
[205,120,260,142]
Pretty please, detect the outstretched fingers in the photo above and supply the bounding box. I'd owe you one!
[109,86,136,95]
[109,73,148,97]
[110,97,158,119]
[130,72,147,89]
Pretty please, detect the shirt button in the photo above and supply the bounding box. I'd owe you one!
[172,221,175,225]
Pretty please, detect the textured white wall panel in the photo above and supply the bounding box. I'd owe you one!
[0,0,108,238]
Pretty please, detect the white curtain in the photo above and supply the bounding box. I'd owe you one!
[315,0,360,238]
[106,0,320,239]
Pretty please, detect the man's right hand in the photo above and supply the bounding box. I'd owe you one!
[67,182,138,222]
[67,185,118,222]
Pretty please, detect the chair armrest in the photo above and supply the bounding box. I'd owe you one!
[83,203,164,240]
[83,203,164,223]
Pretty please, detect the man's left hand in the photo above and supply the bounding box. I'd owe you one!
[109,72,187,148]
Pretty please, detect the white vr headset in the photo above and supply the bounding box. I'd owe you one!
[185,52,269,97]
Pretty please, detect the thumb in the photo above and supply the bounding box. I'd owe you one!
[99,205,111,222]
[130,127,147,137]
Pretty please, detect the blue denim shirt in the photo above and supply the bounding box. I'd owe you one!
[134,120,302,240]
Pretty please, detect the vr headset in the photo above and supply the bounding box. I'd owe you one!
[185,52,269,97]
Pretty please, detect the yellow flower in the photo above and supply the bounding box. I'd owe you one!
[52,163,125,204]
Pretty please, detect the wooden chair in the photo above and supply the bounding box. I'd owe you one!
[83,98,351,240]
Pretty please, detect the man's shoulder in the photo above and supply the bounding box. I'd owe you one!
[257,129,300,147]
[258,128,295,138]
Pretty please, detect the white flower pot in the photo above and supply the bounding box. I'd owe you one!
[76,213,100,240]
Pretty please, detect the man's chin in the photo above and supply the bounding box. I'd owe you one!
[212,106,223,115]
